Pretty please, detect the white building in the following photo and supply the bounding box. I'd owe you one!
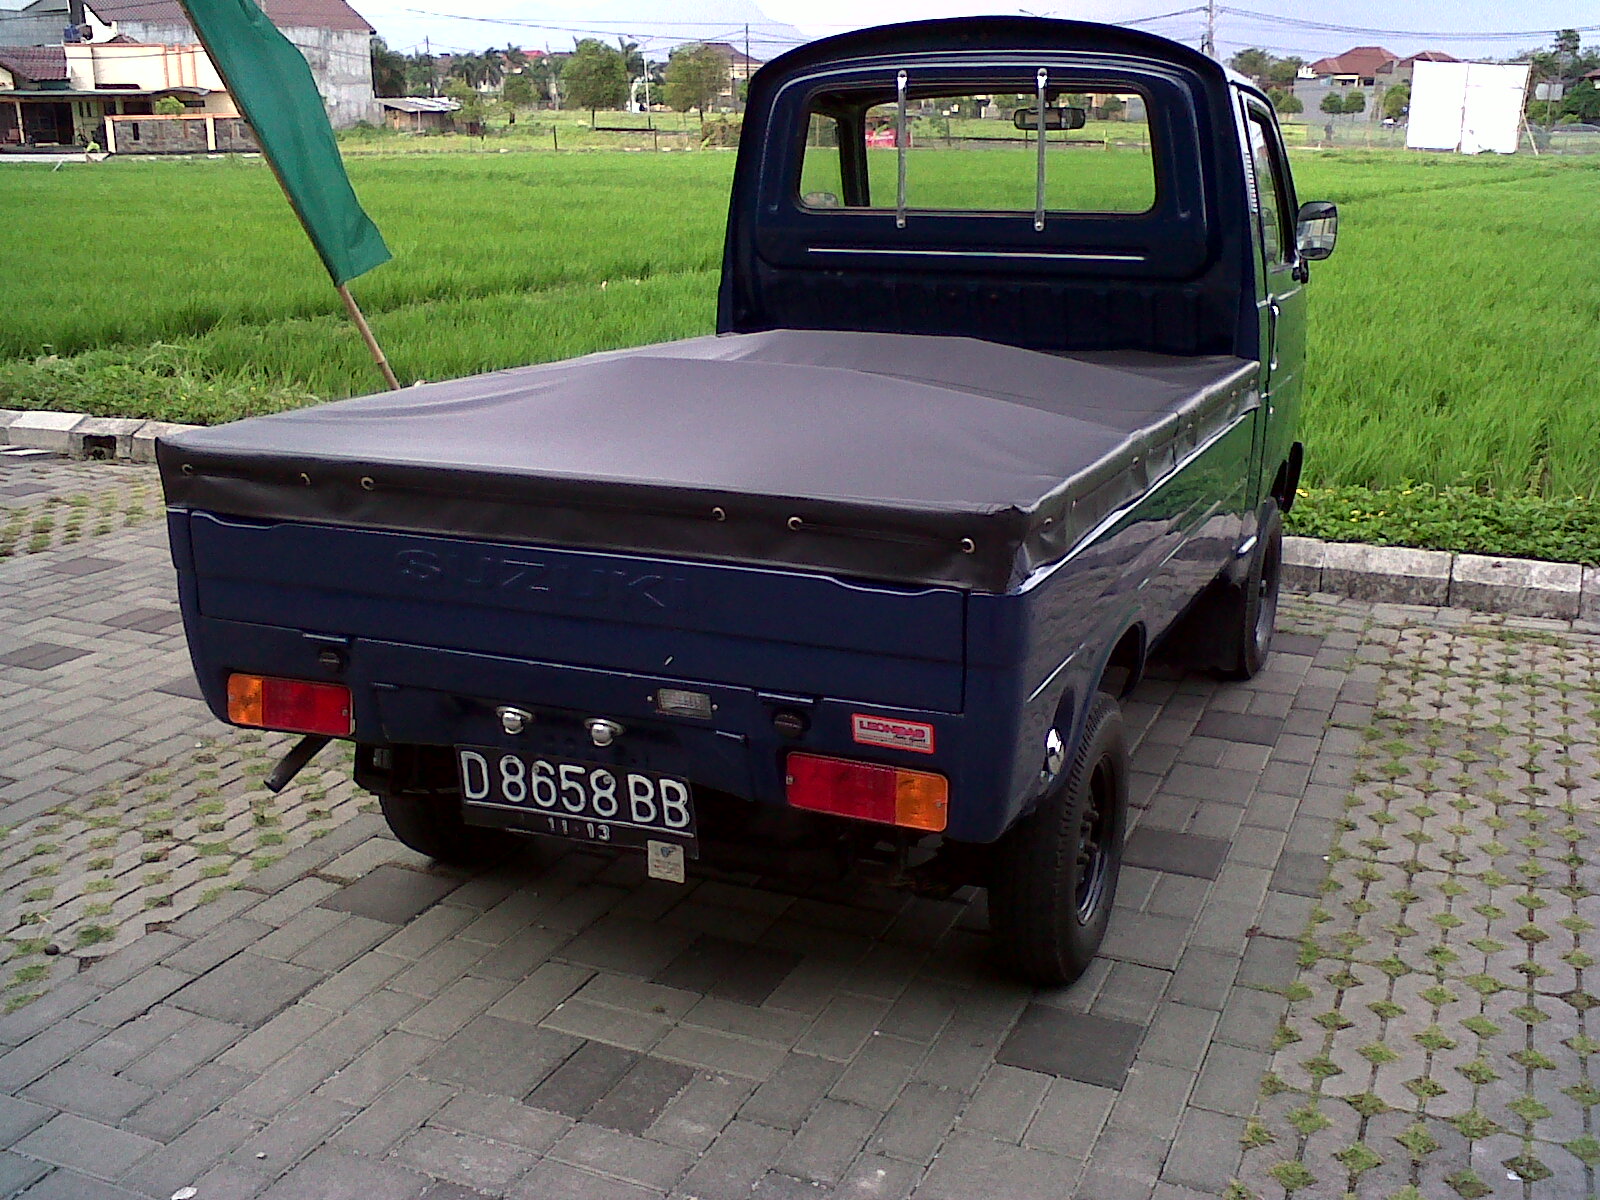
[0,0,377,128]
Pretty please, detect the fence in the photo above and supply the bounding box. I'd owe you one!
[1281,118,1600,155]
[103,114,256,155]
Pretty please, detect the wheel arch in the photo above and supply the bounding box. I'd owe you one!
[1049,619,1146,751]
[1269,441,1304,513]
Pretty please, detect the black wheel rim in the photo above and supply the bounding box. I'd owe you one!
[1253,537,1281,657]
[1074,757,1115,923]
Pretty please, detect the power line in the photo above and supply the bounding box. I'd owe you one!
[393,8,810,52]
[1220,7,1600,43]
[1104,6,1206,25]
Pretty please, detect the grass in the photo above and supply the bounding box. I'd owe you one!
[0,153,727,362]
[1289,485,1600,565]
[3,147,1600,559]
[1289,152,1600,497]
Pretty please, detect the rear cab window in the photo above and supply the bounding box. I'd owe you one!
[755,59,1214,285]
[798,85,1157,217]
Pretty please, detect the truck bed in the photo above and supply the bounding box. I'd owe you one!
[158,329,1256,592]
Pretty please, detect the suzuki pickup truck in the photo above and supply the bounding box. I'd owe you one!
[158,17,1338,985]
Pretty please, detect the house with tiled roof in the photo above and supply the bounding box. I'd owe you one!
[1308,46,1399,85]
[1302,45,1462,123]
[1,0,376,137]
[1309,46,1461,88]
[88,0,376,126]
[0,33,252,151]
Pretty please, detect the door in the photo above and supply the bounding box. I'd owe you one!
[22,102,74,145]
[1241,97,1306,511]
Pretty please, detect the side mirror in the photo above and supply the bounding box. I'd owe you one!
[1012,106,1087,131]
[1296,200,1338,260]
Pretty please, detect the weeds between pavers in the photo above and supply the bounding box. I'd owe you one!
[0,477,156,559]
[1234,611,1600,1199]
[0,734,363,1008]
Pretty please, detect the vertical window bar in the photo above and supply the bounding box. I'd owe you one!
[1034,68,1048,232]
[895,70,909,229]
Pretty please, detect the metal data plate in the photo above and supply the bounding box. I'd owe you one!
[456,747,697,853]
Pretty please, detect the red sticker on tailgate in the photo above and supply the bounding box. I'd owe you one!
[851,713,936,754]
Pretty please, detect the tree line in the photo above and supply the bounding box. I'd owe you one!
[370,37,739,121]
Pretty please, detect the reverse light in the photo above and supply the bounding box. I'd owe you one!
[785,752,948,832]
[227,673,353,737]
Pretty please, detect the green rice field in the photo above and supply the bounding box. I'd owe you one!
[4,147,1600,505]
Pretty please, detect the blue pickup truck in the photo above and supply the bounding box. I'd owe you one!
[158,18,1337,985]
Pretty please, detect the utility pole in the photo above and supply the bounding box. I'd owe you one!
[743,23,751,112]
[1201,0,1216,59]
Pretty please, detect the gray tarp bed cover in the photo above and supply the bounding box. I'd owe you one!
[158,329,1258,592]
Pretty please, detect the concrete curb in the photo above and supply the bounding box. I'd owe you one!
[1287,536,1600,625]
[0,408,198,464]
[4,407,1597,625]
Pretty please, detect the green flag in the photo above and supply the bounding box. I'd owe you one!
[178,0,390,284]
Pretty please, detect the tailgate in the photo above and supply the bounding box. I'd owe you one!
[184,513,966,711]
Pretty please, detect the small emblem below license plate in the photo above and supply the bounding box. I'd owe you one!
[647,840,686,883]
[852,713,936,754]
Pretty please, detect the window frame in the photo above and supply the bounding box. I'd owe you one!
[796,84,1159,218]
[1242,99,1296,271]
[752,56,1217,281]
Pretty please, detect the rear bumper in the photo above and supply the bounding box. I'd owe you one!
[167,509,1046,842]
[179,611,1024,842]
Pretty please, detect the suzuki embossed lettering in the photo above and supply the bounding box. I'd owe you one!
[397,549,688,614]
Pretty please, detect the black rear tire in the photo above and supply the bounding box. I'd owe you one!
[378,790,517,867]
[1218,500,1284,681]
[988,693,1128,987]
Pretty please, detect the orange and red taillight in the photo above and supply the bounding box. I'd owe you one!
[227,673,352,737]
[785,752,948,832]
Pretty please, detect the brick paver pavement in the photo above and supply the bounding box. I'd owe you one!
[1,452,1595,1199]
[1237,617,1600,1199]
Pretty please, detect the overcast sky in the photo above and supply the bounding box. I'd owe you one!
[358,0,1598,64]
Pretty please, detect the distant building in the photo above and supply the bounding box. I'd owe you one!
[0,0,377,129]
[1303,45,1460,121]
[0,0,80,47]
[0,39,254,150]
[1308,46,1402,88]
[378,95,459,132]
[695,41,762,109]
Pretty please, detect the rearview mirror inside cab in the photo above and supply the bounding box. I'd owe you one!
[1012,106,1087,131]
[1296,200,1338,260]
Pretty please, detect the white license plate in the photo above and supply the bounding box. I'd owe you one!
[456,747,696,849]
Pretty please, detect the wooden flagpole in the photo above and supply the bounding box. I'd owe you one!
[336,283,401,391]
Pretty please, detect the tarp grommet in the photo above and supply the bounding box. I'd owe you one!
[960,538,976,554]
[360,477,375,491]
[711,506,726,522]
[180,464,194,476]
[299,472,312,486]
[786,516,804,531]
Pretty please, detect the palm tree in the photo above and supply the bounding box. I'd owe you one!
[451,52,503,91]
[618,38,645,80]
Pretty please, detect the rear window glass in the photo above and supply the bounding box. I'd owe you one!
[799,89,1156,215]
